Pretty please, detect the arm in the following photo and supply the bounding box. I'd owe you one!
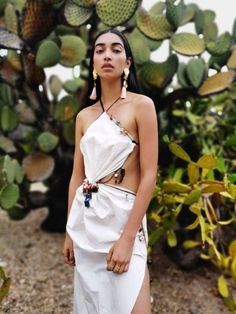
[62,112,85,266]
[106,96,158,273]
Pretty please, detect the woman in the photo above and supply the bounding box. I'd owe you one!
[62,29,158,314]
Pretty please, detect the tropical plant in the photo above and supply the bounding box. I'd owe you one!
[0,266,11,303]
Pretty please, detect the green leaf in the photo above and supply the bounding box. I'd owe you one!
[0,183,19,209]
[197,155,217,169]
[169,142,191,162]
[217,275,229,298]
[183,240,201,249]
[186,217,199,230]
[188,162,199,184]
[167,229,177,247]
[163,181,191,193]
[184,189,201,205]
[0,106,18,132]
[37,132,59,152]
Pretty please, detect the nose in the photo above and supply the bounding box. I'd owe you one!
[104,51,111,61]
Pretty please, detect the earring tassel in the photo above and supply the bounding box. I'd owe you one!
[90,84,97,100]
[120,86,127,99]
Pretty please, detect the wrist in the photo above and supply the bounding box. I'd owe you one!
[120,230,136,242]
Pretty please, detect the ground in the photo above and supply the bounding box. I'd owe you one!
[0,207,229,314]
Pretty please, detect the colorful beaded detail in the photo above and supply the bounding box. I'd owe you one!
[82,179,98,208]
[109,115,139,145]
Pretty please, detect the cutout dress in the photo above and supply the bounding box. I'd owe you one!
[67,110,148,314]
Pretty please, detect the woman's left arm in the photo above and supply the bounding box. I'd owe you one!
[122,96,158,238]
[106,96,158,273]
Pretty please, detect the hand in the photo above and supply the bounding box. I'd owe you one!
[62,234,75,267]
[106,233,135,274]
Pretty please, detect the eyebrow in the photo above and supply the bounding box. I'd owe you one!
[95,42,124,48]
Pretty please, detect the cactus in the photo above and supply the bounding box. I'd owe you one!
[22,152,54,181]
[0,0,235,238]
[73,0,97,7]
[227,48,236,69]
[186,58,205,88]
[60,35,86,66]
[166,0,185,30]
[198,71,235,96]
[36,40,61,68]
[64,0,93,26]
[136,7,173,40]
[4,3,18,33]
[170,32,205,56]
[96,0,138,26]
[128,28,150,65]
[206,32,232,56]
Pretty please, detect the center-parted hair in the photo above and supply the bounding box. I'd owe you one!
[84,29,139,107]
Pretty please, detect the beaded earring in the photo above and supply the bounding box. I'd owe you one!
[120,68,129,99]
[89,68,98,100]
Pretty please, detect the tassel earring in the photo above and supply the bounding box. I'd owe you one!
[90,68,98,100]
[121,68,129,99]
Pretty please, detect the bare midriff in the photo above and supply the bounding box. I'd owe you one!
[99,144,140,194]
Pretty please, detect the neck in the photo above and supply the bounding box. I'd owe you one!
[100,79,122,107]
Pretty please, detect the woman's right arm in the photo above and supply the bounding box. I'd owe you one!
[63,112,85,266]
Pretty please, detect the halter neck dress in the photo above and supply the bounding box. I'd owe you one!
[66,102,148,314]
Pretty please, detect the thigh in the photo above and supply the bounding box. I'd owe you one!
[131,266,151,314]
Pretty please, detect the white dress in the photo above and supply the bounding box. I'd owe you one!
[66,110,148,314]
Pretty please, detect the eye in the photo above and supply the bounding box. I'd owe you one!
[113,48,122,53]
[95,49,103,54]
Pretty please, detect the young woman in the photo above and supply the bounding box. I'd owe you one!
[62,29,158,314]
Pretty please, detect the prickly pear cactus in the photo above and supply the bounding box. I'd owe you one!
[0,0,235,236]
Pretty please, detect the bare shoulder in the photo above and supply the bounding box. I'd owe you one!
[76,103,99,123]
[129,93,156,116]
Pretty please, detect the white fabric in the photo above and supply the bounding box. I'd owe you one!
[67,112,148,314]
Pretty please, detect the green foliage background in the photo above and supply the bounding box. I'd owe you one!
[0,0,236,308]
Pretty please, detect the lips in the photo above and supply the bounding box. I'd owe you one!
[102,63,114,68]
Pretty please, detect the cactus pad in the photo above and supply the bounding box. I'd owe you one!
[177,63,189,88]
[22,152,55,181]
[198,71,235,96]
[0,184,19,209]
[128,28,150,65]
[96,0,138,26]
[203,21,218,42]
[37,132,59,152]
[53,95,79,121]
[136,7,173,40]
[139,54,178,89]
[0,30,24,50]
[60,35,86,67]
[4,3,18,34]
[0,135,16,153]
[186,58,205,88]
[72,0,97,7]
[64,0,93,26]
[166,0,185,30]
[36,40,61,68]
[0,106,18,132]
[180,3,198,26]
[227,48,236,69]
[21,0,56,44]
[206,32,232,56]
[149,1,165,15]
[49,75,62,98]
[170,32,205,56]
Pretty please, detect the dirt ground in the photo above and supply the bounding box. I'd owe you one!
[0,207,229,314]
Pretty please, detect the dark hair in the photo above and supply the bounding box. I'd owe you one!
[84,29,139,107]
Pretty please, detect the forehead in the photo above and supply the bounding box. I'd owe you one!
[95,32,124,46]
